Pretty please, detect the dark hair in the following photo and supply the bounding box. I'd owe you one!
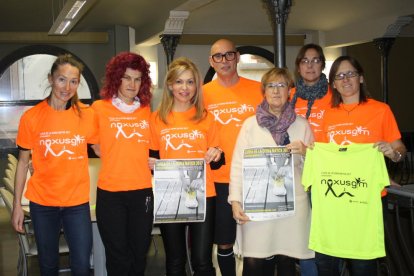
[100,52,152,106]
[294,43,326,79]
[48,54,84,115]
[329,56,369,107]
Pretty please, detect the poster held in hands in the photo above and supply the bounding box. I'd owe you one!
[154,159,206,223]
[243,146,295,221]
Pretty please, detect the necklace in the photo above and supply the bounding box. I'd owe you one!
[341,103,359,115]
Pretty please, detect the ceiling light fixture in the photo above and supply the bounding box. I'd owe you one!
[48,0,96,35]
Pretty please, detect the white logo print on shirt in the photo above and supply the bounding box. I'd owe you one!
[40,134,85,157]
[110,120,149,141]
[162,130,204,152]
[210,104,254,126]
[328,126,370,145]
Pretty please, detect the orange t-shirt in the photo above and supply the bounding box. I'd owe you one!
[203,77,262,183]
[16,100,96,206]
[91,100,152,192]
[150,107,219,197]
[290,86,333,142]
[321,98,401,144]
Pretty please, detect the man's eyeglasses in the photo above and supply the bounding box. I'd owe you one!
[211,51,237,63]
[265,82,288,90]
[300,58,322,66]
[334,71,359,81]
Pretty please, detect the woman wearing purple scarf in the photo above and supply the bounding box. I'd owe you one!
[228,68,314,276]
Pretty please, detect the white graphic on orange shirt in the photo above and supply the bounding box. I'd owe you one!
[44,140,75,157]
[164,134,192,151]
[328,125,369,145]
[114,122,143,140]
[210,104,254,125]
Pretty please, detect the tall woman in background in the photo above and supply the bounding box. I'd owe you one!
[92,52,154,275]
[290,43,332,142]
[12,54,95,276]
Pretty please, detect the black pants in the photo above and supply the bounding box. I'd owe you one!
[96,188,154,276]
[242,255,296,276]
[160,197,216,276]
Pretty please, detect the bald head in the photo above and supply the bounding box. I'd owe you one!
[210,39,237,55]
[209,38,240,83]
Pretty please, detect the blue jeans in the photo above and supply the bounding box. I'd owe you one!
[30,201,92,276]
[315,252,377,276]
[300,258,318,276]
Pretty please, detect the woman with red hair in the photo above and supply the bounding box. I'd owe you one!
[91,52,153,275]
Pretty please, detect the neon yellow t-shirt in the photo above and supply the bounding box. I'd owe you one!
[302,142,389,259]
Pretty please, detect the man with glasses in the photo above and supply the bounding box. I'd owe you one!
[203,38,262,276]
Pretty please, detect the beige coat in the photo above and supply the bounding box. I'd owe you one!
[229,115,315,259]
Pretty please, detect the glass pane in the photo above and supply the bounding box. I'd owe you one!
[0,54,91,101]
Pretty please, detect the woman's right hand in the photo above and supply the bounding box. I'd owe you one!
[231,201,250,225]
[148,157,157,170]
[11,205,25,233]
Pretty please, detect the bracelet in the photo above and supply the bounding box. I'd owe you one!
[392,150,402,162]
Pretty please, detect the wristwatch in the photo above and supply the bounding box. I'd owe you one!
[393,150,402,162]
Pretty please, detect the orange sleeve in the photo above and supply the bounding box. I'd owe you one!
[382,105,401,143]
[150,112,161,151]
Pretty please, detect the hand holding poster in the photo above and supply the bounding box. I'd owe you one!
[153,159,206,223]
[243,146,295,221]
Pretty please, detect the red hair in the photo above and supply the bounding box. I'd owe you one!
[100,52,152,106]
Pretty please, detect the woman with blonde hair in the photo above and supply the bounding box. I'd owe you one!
[149,57,222,275]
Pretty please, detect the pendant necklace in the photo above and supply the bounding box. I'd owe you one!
[342,103,359,115]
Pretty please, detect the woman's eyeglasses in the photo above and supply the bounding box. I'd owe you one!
[265,82,288,90]
[300,58,322,65]
[334,71,359,81]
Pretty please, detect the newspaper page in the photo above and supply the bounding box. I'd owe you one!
[243,146,295,221]
[154,159,206,223]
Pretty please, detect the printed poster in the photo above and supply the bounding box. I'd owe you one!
[243,146,295,221]
[154,159,206,223]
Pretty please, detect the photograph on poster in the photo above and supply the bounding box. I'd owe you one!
[153,159,206,223]
[243,146,295,221]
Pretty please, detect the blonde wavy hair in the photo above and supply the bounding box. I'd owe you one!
[157,57,206,124]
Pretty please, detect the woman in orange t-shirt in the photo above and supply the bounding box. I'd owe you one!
[91,52,154,275]
[149,57,222,275]
[12,54,95,275]
[290,44,333,143]
[315,56,407,276]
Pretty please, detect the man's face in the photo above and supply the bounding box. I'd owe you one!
[209,40,240,79]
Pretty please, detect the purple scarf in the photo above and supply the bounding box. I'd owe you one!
[256,99,296,145]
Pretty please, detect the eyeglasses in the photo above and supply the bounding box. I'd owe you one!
[211,51,237,63]
[265,82,288,90]
[54,76,79,88]
[334,71,359,81]
[300,58,322,66]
